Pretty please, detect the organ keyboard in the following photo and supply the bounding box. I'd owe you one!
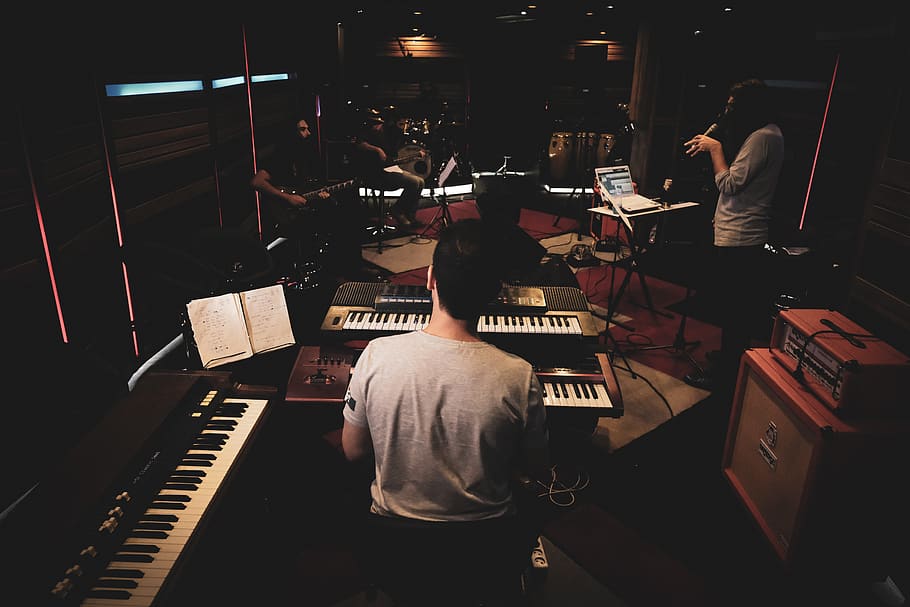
[537,352,622,416]
[0,370,273,606]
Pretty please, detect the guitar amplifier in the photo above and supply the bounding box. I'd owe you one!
[769,308,910,416]
[722,349,910,569]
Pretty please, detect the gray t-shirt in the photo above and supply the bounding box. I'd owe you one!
[713,123,784,247]
[343,330,548,521]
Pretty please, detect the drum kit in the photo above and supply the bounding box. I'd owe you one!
[393,114,466,183]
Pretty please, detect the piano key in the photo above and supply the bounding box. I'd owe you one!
[92,578,139,589]
[102,569,145,578]
[541,381,612,409]
[80,398,267,607]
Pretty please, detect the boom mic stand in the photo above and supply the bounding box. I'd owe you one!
[619,178,703,374]
[627,282,703,375]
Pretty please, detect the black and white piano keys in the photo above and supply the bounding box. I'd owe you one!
[340,311,583,335]
[535,353,621,416]
[539,376,613,409]
[79,397,268,607]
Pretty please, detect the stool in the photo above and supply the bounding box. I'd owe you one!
[363,187,397,254]
[356,514,530,606]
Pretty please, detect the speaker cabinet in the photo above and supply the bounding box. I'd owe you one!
[722,349,910,571]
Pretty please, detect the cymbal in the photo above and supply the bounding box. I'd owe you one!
[438,121,465,128]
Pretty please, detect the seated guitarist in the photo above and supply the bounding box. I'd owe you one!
[352,108,426,229]
[251,117,375,282]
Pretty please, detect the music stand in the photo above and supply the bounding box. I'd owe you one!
[421,153,457,234]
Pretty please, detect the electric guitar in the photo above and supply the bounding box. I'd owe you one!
[267,179,358,227]
[278,178,357,205]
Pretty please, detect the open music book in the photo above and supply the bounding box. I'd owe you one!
[186,284,296,369]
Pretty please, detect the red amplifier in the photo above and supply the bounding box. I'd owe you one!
[769,308,910,416]
[722,349,910,568]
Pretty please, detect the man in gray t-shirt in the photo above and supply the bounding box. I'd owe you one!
[342,219,549,523]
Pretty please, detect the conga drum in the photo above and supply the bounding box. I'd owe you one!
[574,132,598,178]
[594,133,616,167]
[548,132,573,183]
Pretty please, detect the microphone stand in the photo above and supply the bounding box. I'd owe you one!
[619,179,703,374]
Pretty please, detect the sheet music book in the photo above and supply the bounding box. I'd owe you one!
[186,284,296,369]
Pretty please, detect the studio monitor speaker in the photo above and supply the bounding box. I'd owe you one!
[721,349,910,572]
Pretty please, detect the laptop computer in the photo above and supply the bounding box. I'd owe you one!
[594,165,662,213]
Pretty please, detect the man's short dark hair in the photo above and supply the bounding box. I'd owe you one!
[728,78,776,132]
[432,219,503,320]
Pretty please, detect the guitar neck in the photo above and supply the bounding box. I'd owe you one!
[282,179,356,200]
[320,179,356,196]
[389,153,422,166]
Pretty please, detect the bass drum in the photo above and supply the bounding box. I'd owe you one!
[395,143,432,179]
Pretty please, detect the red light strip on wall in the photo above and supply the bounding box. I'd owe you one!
[242,24,263,241]
[800,53,839,231]
[20,113,68,343]
[96,83,140,357]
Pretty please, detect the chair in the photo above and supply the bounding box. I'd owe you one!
[356,513,531,606]
[362,186,397,254]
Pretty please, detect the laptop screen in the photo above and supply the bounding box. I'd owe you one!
[595,165,636,198]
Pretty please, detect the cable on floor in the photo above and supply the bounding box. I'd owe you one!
[534,464,590,508]
[611,357,675,418]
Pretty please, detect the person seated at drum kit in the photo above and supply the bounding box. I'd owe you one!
[410,80,445,130]
[352,108,426,229]
[250,116,377,282]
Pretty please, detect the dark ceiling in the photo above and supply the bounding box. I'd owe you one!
[320,1,901,47]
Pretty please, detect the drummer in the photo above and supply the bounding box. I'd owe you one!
[410,80,446,130]
[352,108,426,229]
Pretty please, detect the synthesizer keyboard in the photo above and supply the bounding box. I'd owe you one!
[320,282,599,344]
[283,345,622,418]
